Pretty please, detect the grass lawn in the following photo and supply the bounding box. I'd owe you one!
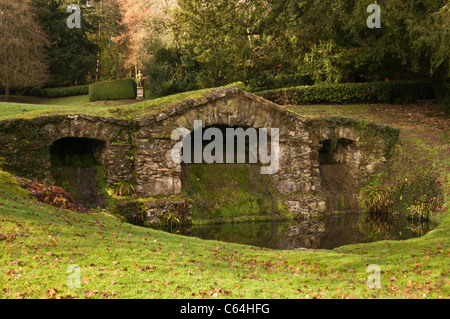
[0,88,214,120]
[0,97,449,299]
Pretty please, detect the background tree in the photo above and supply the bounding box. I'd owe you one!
[0,0,49,100]
[94,0,127,80]
[143,15,200,98]
[408,3,450,100]
[168,0,448,97]
[31,0,99,86]
[114,0,173,76]
[173,0,269,88]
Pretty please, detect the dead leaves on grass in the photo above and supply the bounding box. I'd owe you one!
[18,178,91,213]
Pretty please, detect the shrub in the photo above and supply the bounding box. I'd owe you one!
[257,80,435,105]
[392,175,443,221]
[360,173,394,214]
[0,85,89,98]
[89,79,137,102]
[0,156,6,170]
[115,181,135,197]
[40,86,89,98]
[361,173,443,221]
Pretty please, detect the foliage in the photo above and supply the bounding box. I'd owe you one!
[173,0,254,88]
[0,85,100,98]
[143,17,200,99]
[164,212,180,231]
[0,0,50,100]
[360,173,394,214]
[392,175,443,221]
[1,85,89,98]
[39,86,90,98]
[407,3,450,100]
[162,0,449,99]
[361,172,443,221]
[18,177,91,213]
[4,0,446,98]
[303,40,348,84]
[89,79,137,102]
[94,0,127,80]
[115,181,135,197]
[114,0,173,73]
[31,0,99,87]
[0,156,6,170]
[258,80,435,105]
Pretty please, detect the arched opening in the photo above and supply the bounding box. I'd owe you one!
[179,125,278,221]
[50,137,107,208]
[178,124,275,164]
[318,138,359,212]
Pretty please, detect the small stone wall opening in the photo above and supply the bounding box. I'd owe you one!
[318,138,359,212]
[50,137,107,208]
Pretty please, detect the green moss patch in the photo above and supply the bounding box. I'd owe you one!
[181,163,283,223]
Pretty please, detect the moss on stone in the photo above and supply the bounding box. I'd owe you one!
[181,163,284,222]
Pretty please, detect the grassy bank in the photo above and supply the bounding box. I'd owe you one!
[0,168,448,299]
[0,99,449,299]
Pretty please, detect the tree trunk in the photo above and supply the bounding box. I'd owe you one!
[432,65,449,100]
[5,85,10,102]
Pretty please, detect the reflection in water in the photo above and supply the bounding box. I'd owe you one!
[159,212,435,250]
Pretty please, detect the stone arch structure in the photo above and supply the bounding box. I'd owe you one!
[49,137,107,208]
[0,87,399,218]
[131,88,398,217]
[133,89,316,199]
[44,116,135,186]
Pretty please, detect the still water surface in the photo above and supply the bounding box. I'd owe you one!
[158,212,435,250]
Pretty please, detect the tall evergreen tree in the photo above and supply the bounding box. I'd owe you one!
[31,0,99,86]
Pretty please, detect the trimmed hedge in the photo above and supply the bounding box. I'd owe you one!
[40,86,89,98]
[89,79,137,102]
[257,80,436,105]
[0,85,89,98]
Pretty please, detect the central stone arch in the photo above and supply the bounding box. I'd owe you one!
[134,89,315,197]
[133,88,326,219]
[131,88,398,218]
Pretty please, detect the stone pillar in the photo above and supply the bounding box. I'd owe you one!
[134,137,182,197]
[137,86,144,99]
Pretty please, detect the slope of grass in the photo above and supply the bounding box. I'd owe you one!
[0,168,448,299]
[0,88,215,121]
